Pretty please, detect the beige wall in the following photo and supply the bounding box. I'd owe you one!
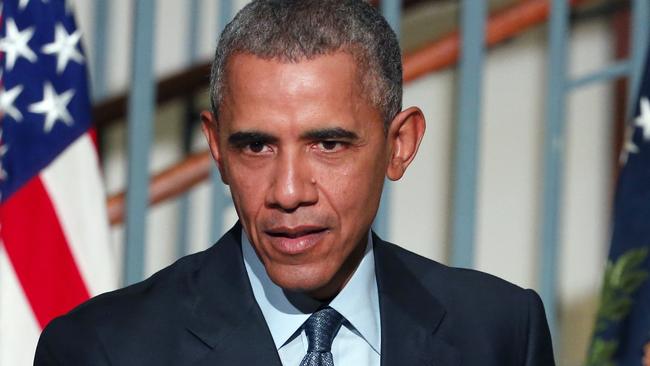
[73,1,617,364]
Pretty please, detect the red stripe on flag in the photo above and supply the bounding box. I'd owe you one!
[0,176,90,329]
[88,127,98,148]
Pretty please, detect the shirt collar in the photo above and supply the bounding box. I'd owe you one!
[242,231,381,354]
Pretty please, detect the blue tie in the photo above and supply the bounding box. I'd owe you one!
[299,307,345,366]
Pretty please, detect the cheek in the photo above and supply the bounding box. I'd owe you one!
[226,165,270,223]
[316,155,385,221]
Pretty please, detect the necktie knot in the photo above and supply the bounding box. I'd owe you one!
[303,307,344,353]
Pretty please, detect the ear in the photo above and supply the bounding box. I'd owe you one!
[200,111,229,185]
[385,106,426,181]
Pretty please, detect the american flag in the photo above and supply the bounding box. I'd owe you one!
[0,0,116,364]
[588,39,650,365]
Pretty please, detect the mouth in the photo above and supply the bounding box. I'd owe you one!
[264,226,329,255]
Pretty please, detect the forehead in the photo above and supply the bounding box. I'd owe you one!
[224,52,359,105]
[219,52,381,131]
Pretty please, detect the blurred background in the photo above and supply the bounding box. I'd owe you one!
[1,0,649,365]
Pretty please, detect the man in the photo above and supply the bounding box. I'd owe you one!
[34,0,555,365]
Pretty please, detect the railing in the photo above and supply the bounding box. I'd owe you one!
[104,0,587,226]
[94,0,650,360]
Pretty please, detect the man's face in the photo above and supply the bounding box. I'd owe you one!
[203,52,394,299]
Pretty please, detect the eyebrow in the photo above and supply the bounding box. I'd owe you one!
[227,127,359,146]
[227,131,278,146]
[301,128,359,141]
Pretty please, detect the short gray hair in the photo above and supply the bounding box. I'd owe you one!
[209,0,402,128]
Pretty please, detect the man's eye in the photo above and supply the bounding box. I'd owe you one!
[317,141,345,152]
[245,142,271,154]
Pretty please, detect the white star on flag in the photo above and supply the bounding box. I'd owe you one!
[28,82,75,133]
[0,83,24,122]
[19,0,49,11]
[635,97,650,141]
[42,23,84,74]
[0,18,37,70]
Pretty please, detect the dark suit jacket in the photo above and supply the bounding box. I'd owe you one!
[34,224,555,365]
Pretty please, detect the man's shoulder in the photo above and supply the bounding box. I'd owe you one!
[35,244,229,365]
[54,226,243,328]
[35,228,249,365]
[49,247,208,331]
[376,239,554,364]
[378,240,526,289]
[376,239,540,314]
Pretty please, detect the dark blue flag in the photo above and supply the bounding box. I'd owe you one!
[587,43,650,365]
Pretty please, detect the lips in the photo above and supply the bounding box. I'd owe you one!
[264,226,328,255]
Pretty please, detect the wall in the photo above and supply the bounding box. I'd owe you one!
[72,1,617,364]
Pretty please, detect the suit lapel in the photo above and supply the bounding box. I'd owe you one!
[373,234,460,366]
[185,224,282,366]
[181,226,459,365]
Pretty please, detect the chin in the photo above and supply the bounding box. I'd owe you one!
[266,264,333,296]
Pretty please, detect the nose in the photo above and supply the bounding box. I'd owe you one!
[266,150,318,212]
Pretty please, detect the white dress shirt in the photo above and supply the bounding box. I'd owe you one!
[242,232,381,366]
